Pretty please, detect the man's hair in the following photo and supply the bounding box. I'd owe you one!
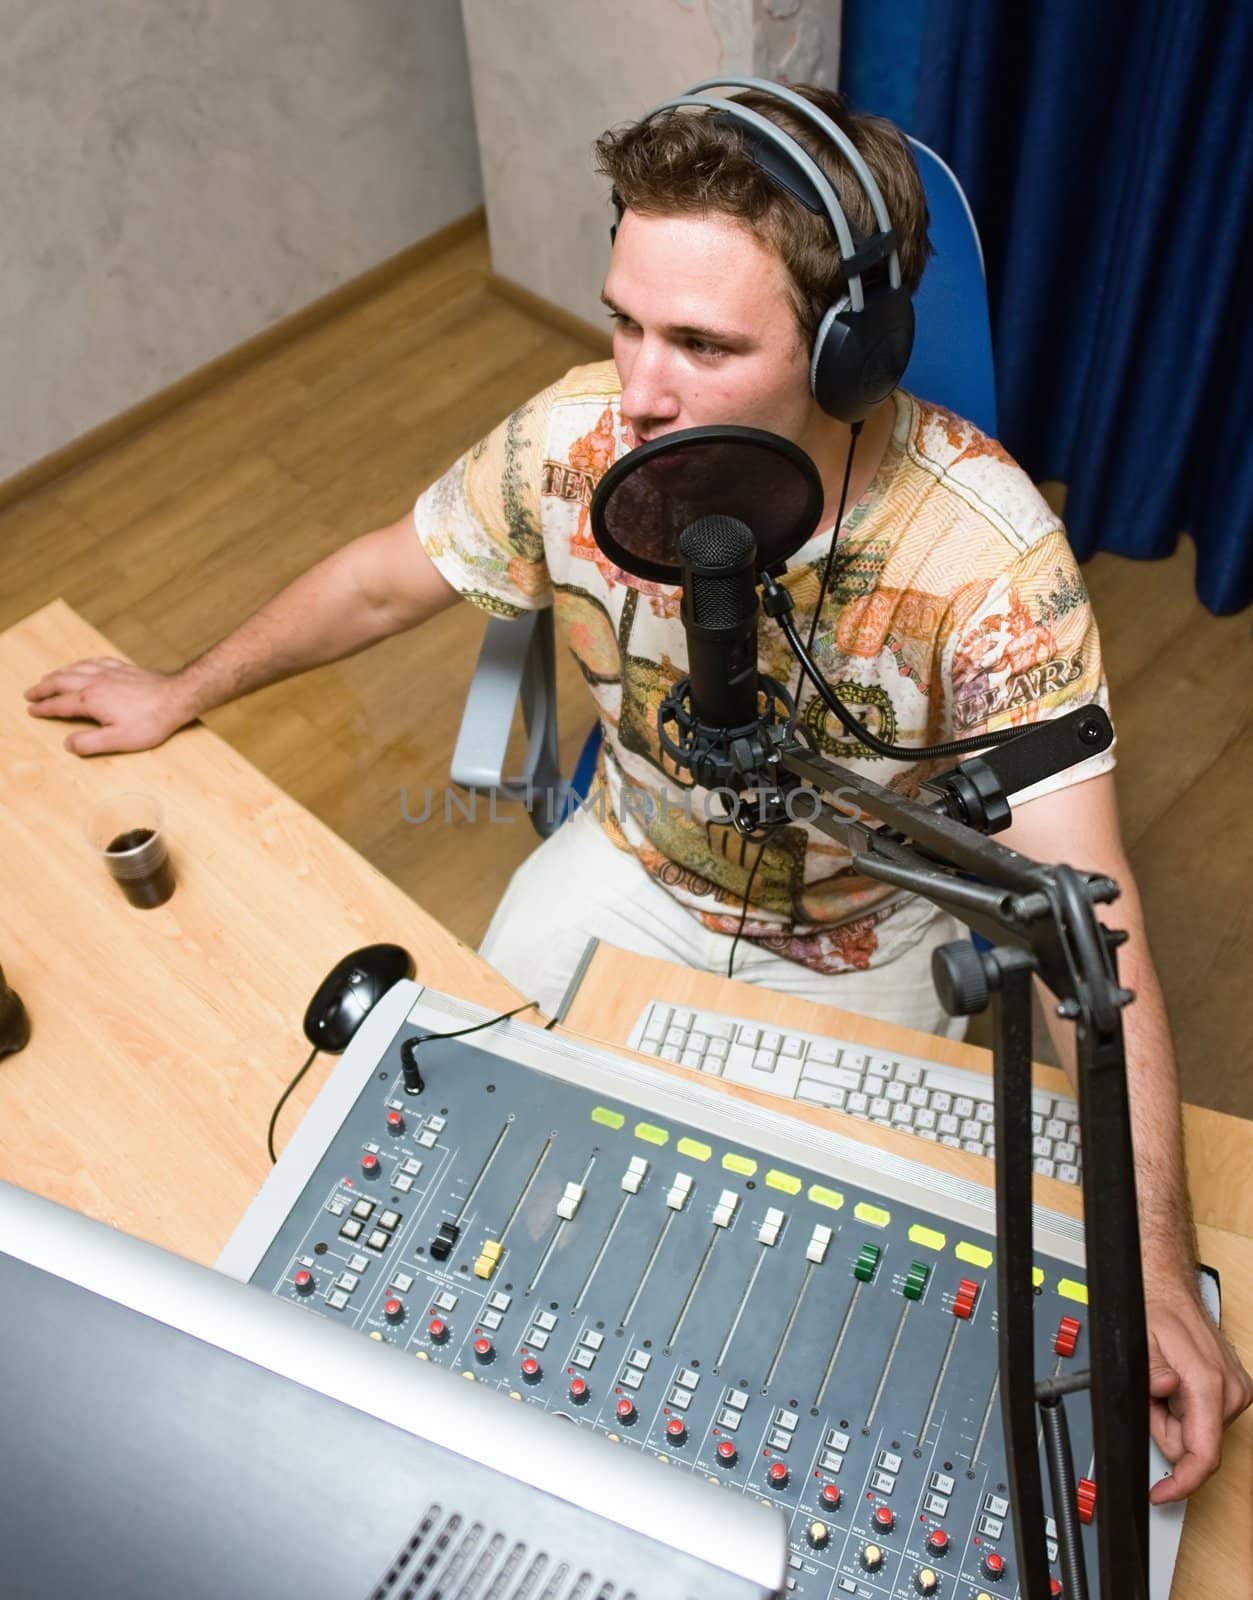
[595,85,932,347]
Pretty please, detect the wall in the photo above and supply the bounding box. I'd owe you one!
[460,0,841,330]
[0,0,483,481]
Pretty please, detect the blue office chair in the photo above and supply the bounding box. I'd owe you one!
[451,137,996,835]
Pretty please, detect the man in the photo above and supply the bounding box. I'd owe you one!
[25,83,1250,1495]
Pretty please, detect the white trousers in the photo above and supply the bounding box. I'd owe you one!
[480,804,969,1040]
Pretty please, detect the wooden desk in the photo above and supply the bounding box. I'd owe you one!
[3,602,1248,1593]
[0,601,520,1265]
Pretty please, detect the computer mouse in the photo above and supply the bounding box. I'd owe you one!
[303,943,415,1053]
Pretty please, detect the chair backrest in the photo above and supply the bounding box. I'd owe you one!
[901,137,998,435]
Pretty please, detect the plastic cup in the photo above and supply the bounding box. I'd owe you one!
[86,792,176,909]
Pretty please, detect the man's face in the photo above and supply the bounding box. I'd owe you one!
[602,209,818,449]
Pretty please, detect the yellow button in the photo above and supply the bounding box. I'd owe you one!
[808,1184,844,1211]
[909,1224,947,1251]
[1058,1277,1089,1305]
[723,1153,757,1176]
[855,1202,891,1228]
[955,1240,994,1269]
[765,1169,802,1194]
[676,1137,711,1160]
[634,1121,669,1146]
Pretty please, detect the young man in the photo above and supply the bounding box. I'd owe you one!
[25,84,1250,1493]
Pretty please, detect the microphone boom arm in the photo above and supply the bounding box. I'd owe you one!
[777,739,1150,1600]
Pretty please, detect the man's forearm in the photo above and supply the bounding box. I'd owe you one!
[176,540,408,718]
[1041,887,1197,1284]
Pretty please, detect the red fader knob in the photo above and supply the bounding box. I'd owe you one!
[1076,1477,1097,1524]
[952,1277,980,1319]
[1055,1315,1082,1358]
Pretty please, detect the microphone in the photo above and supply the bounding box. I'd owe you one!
[677,516,760,728]
[661,516,797,823]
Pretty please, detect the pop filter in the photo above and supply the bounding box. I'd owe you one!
[589,425,824,585]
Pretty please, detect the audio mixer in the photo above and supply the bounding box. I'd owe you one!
[220,982,1185,1600]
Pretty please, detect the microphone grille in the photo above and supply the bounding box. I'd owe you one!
[678,515,755,566]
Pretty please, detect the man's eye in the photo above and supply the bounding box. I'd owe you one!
[608,311,638,331]
[687,338,725,358]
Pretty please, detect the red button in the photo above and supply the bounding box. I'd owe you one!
[521,1356,542,1383]
[1076,1477,1097,1524]
[428,1317,448,1342]
[384,1297,403,1321]
[716,1439,738,1465]
[293,1269,313,1293]
[569,1376,589,1403]
[873,1505,895,1533]
[1055,1315,1082,1358]
[927,1528,949,1554]
[820,1483,841,1510]
[665,1417,687,1444]
[361,1153,380,1176]
[982,1551,1006,1579]
[616,1397,637,1424]
[386,1110,404,1134]
[767,1461,789,1488]
[473,1336,494,1363]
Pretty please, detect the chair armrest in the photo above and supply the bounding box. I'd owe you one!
[450,610,568,836]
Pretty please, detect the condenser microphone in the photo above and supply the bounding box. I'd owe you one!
[677,516,761,728]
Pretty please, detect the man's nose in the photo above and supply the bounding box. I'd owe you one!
[620,340,681,432]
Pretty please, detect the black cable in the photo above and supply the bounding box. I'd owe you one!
[267,1001,540,1165]
[267,1044,320,1165]
[413,1000,540,1044]
[726,826,781,980]
[793,420,863,709]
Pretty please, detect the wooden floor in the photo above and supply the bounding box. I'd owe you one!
[2,225,1249,1117]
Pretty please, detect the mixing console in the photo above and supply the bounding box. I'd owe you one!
[220,983,1170,1600]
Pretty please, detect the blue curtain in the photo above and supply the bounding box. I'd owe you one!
[846,2,1253,615]
[908,1,1253,611]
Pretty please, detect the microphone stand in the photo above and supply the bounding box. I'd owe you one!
[660,576,1150,1600]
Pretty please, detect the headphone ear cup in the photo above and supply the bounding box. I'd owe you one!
[811,287,915,423]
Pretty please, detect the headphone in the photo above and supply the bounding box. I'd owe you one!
[610,77,915,425]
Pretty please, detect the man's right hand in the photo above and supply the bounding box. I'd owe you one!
[24,658,197,755]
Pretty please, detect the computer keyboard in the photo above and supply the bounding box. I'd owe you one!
[627,1000,1083,1185]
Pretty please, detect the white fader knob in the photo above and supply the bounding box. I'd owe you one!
[556,1182,585,1220]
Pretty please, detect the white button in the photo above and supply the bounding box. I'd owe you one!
[675,1367,700,1388]
[827,1431,850,1452]
[725,1389,749,1410]
[628,1349,651,1370]
[668,1387,692,1409]
[488,1291,511,1310]
[480,1310,502,1329]
[571,1348,594,1368]
[718,1408,742,1430]
[620,1367,642,1389]
[581,1330,604,1350]
[527,1329,549,1349]
[534,1311,557,1331]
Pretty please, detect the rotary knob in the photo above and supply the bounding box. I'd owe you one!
[520,1356,542,1384]
[806,1522,830,1550]
[915,1568,940,1595]
[361,1152,381,1177]
[927,1529,950,1556]
[716,1438,738,1466]
[819,1482,841,1511]
[615,1397,637,1425]
[386,1109,404,1135]
[767,1460,789,1489]
[873,1505,895,1535]
[293,1269,314,1294]
[861,1544,884,1573]
[384,1297,404,1322]
[665,1417,687,1445]
[982,1551,1006,1581]
[427,1317,449,1343]
[568,1376,590,1404]
[473,1336,495,1364]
